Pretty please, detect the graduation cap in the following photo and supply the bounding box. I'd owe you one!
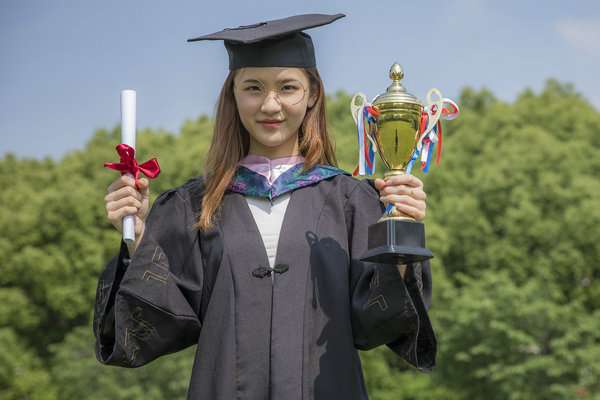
[188,13,345,70]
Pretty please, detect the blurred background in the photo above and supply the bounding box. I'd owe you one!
[1,1,599,399]
[2,0,599,159]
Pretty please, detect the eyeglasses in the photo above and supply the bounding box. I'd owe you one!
[234,79,308,106]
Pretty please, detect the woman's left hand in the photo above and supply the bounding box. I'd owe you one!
[374,174,427,221]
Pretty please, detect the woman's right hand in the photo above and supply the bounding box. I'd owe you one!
[105,176,150,256]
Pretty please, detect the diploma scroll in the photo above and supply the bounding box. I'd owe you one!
[120,90,136,244]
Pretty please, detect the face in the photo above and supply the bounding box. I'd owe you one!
[233,67,317,159]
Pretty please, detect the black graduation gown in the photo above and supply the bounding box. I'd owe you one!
[94,173,436,400]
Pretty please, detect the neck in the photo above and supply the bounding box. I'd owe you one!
[247,139,300,160]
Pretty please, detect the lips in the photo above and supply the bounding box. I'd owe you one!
[259,119,283,129]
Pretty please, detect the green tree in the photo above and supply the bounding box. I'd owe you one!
[432,270,600,399]
[0,118,212,398]
[422,82,600,398]
[0,328,57,399]
[1,81,599,399]
[50,325,195,400]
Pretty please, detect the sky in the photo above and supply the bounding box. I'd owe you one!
[1,0,599,160]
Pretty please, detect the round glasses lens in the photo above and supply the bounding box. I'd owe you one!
[277,80,306,105]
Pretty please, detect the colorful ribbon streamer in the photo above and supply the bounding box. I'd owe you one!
[353,105,379,176]
[406,98,459,174]
[104,144,161,185]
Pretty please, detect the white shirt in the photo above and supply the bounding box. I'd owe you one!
[239,155,305,269]
[245,194,291,269]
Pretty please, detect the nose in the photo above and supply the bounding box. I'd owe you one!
[260,90,282,113]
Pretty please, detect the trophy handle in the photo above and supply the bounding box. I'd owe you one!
[350,93,368,124]
[417,88,443,151]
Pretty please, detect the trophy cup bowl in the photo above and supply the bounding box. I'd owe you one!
[356,62,434,264]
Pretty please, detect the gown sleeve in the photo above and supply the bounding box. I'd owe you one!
[345,179,437,372]
[93,186,203,367]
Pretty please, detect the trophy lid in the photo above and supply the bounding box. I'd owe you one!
[372,62,422,107]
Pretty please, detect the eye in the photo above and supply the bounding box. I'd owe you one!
[276,80,307,105]
[280,82,302,93]
[244,85,263,93]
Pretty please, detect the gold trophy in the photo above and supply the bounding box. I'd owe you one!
[352,62,446,264]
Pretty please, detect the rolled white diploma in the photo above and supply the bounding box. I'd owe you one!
[120,90,136,244]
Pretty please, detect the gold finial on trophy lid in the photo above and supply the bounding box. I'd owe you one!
[373,62,422,107]
[389,62,404,82]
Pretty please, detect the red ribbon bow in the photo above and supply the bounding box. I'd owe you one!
[104,144,161,185]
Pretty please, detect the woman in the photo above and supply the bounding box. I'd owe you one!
[95,14,436,400]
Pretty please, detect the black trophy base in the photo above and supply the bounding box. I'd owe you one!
[360,219,434,264]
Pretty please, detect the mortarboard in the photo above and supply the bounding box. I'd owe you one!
[187,13,345,70]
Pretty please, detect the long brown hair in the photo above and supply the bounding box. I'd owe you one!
[197,67,337,230]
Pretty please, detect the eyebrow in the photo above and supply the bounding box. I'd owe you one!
[238,78,301,85]
[239,78,262,84]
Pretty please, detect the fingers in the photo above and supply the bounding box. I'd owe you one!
[106,195,142,215]
[380,187,426,203]
[378,175,425,199]
[380,191,426,218]
[105,176,150,232]
[393,199,426,222]
[377,174,427,221]
[107,174,136,194]
[137,178,150,199]
[374,178,386,191]
[105,185,142,205]
[105,195,143,231]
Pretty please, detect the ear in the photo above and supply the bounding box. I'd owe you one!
[307,91,318,108]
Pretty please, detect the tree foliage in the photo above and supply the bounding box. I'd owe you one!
[1,80,598,399]
[421,80,600,399]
